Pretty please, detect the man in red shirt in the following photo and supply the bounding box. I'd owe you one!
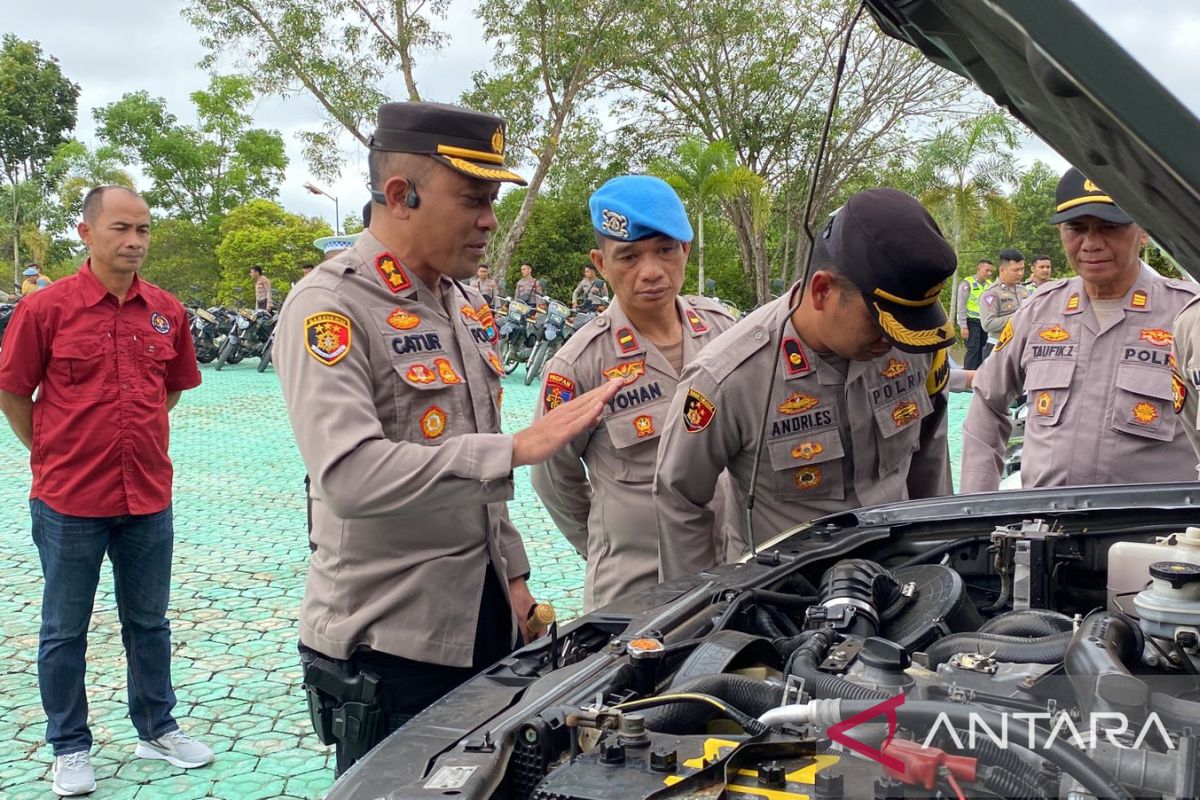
[0,186,213,796]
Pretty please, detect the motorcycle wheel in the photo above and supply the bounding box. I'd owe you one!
[215,338,238,371]
[256,341,273,372]
[525,341,548,386]
[501,338,522,375]
[196,346,217,364]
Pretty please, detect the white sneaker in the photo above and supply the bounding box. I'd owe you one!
[135,728,215,769]
[52,750,96,796]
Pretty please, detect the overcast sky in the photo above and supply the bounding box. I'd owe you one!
[5,1,1199,232]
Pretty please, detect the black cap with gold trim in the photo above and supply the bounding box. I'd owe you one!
[1049,166,1132,224]
[369,101,527,186]
[823,188,957,354]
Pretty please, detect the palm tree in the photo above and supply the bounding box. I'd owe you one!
[652,138,763,296]
[910,112,1021,322]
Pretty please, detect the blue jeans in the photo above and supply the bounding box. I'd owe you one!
[30,499,179,755]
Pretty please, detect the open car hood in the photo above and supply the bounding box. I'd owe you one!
[866,0,1200,276]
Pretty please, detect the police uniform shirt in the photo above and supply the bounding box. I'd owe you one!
[961,273,1200,491]
[470,276,500,299]
[1171,293,1200,477]
[530,295,734,611]
[572,278,606,306]
[655,291,952,581]
[979,281,1029,342]
[274,230,528,667]
[514,276,543,303]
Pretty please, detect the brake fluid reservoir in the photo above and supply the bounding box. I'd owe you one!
[1107,528,1200,610]
[1133,562,1200,648]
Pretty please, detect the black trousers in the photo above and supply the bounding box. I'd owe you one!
[964,317,986,370]
[301,568,514,775]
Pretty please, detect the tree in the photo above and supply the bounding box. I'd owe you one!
[214,199,331,303]
[46,140,136,221]
[463,0,645,276]
[619,0,968,302]
[140,219,224,303]
[183,0,448,178]
[0,34,79,290]
[651,139,763,297]
[909,110,1022,321]
[95,75,288,225]
[963,160,1062,274]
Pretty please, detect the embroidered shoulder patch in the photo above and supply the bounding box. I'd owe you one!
[375,253,412,293]
[926,349,949,396]
[304,312,352,366]
[994,320,1014,352]
[544,373,576,411]
[150,312,171,335]
[1173,374,1187,414]
[682,388,716,433]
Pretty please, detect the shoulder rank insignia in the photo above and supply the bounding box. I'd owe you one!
[791,441,824,461]
[1131,290,1148,309]
[1140,328,1173,347]
[434,358,462,384]
[633,415,655,438]
[420,406,448,439]
[603,359,646,386]
[892,400,920,428]
[1132,401,1158,425]
[1039,325,1070,342]
[794,466,822,490]
[460,304,480,323]
[1173,374,1187,413]
[487,351,504,375]
[304,312,352,366]
[406,363,436,385]
[881,358,909,379]
[375,253,412,294]
[781,337,811,377]
[616,326,639,354]
[994,319,1014,352]
[682,388,716,433]
[778,392,819,416]
[1036,391,1053,416]
[1065,293,1081,312]
[927,349,949,396]
[685,307,708,334]
[544,373,575,411]
[387,309,420,330]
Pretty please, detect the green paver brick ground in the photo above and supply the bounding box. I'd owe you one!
[0,357,972,798]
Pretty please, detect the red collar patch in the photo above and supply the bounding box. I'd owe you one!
[1131,290,1149,309]
[616,326,639,354]
[685,307,708,334]
[375,253,412,294]
[781,338,811,378]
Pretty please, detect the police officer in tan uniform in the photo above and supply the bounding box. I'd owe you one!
[274,102,619,773]
[469,264,500,302]
[655,188,955,580]
[978,248,1028,358]
[571,265,607,310]
[531,176,735,612]
[962,167,1199,491]
[513,264,543,303]
[1173,295,1200,477]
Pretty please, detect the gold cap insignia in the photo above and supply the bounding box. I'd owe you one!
[491,126,504,155]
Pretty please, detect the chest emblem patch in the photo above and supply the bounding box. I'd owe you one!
[791,441,824,461]
[685,307,708,334]
[387,309,420,330]
[487,351,504,375]
[434,358,462,385]
[881,358,908,379]
[778,392,819,416]
[1039,325,1070,342]
[544,373,576,412]
[478,304,497,342]
[1140,328,1174,347]
[406,363,436,385]
[603,359,646,386]
[150,312,171,335]
[794,466,822,490]
[375,253,412,294]
[892,400,920,428]
[682,388,716,433]
[420,406,448,439]
[1036,391,1053,417]
[633,415,655,438]
[304,312,352,366]
[1173,374,1187,414]
[460,304,480,323]
[1132,401,1158,426]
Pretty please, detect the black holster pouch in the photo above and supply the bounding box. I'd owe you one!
[301,652,383,764]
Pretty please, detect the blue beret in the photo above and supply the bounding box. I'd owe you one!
[589,175,693,243]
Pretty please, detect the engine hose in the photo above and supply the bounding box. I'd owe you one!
[753,607,786,639]
[784,629,891,702]
[977,765,1043,800]
[772,629,822,660]
[1150,691,1200,731]
[922,630,1073,669]
[765,604,801,637]
[1064,611,1147,719]
[818,559,904,637]
[834,700,1132,800]
[978,608,1073,637]
[637,675,781,734]
[932,727,1045,791]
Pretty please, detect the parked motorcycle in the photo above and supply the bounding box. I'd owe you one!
[256,325,277,372]
[190,306,227,363]
[215,308,276,370]
[499,296,539,375]
[0,300,16,352]
[524,297,571,385]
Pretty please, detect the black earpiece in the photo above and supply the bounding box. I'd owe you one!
[404,180,421,209]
